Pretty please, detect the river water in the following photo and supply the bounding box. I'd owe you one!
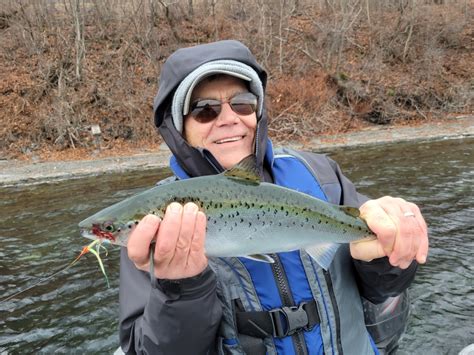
[0,138,472,354]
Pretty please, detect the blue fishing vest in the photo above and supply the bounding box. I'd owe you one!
[169,141,378,355]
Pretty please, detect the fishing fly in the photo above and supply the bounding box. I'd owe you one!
[0,239,110,304]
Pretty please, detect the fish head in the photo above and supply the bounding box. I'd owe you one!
[79,215,138,246]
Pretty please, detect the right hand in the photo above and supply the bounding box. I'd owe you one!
[127,202,208,280]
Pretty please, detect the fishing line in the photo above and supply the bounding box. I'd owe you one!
[0,240,109,305]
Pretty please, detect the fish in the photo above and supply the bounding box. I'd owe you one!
[78,155,375,270]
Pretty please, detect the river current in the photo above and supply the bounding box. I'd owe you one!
[0,137,472,354]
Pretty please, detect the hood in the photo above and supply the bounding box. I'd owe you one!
[153,40,269,178]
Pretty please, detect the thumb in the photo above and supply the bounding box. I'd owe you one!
[350,238,386,262]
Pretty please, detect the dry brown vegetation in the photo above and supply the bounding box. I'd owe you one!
[0,0,472,160]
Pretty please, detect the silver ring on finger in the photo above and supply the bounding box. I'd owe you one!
[403,211,416,218]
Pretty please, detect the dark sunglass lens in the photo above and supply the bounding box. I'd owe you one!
[231,103,256,115]
[193,105,220,122]
[229,93,257,116]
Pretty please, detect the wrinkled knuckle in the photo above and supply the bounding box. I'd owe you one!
[407,202,419,212]
[175,239,189,251]
[394,197,407,205]
[155,244,174,258]
[379,195,393,203]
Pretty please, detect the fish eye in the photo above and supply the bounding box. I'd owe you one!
[102,222,116,232]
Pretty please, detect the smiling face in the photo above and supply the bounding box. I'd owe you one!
[183,75,257,170]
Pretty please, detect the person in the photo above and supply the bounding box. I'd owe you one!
[118,40,428,355]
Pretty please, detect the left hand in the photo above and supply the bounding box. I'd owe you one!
[350,196,429,269]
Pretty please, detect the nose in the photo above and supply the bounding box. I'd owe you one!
[214,102,239,126]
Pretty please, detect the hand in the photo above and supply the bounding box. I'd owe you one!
[127,202,208,279]
[350,196,429,269]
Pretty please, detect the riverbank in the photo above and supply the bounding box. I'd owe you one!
[1,115,472,187]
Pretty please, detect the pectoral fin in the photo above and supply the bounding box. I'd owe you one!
[242,254,275,263]
[305,243,340,270]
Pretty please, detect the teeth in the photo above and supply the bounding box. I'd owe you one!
[216,136,243,144]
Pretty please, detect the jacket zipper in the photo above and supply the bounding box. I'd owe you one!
[270,254,308,355]
[323,269,343,354]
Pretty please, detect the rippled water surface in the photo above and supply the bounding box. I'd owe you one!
[1,138,472,354]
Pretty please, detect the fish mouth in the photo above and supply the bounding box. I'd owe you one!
[80,228,97,240]
[214,135,245,144]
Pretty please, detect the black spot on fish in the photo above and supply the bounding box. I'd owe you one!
[318,220,322,224]
[207,216,211,221]
[279,222,282,227]
[236,211,240,216]
[325,221,328,224]
[280,206,284,211]
[234,222,238,227]
[240,218,244,223]
[219,213,224,218]
[249,222,252,227]
[312,225,315,229]
[305,217,309,223]
[285,211,289,216]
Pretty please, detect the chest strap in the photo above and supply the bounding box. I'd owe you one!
[236,300,320,339]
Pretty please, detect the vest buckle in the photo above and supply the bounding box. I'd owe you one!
[270,301,311,337]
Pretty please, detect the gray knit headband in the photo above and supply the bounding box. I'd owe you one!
[171,60,264,133]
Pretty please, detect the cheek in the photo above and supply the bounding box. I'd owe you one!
[184,120,211,146]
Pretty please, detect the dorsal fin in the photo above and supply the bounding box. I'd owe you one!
[340,206,360,218]
[223,155,260,185]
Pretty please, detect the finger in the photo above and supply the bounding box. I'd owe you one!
[416,230,429,264]
[169,202,199,265]
[127,214,161,268]
[186,211,209,273]
[190,211,207,254]
[360,199,397,256]
[390,202,424,267]
[412,206,429,264]
[154,203,183,265]
[350,239,385,262]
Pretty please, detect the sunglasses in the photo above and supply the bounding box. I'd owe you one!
[189,92,257,123]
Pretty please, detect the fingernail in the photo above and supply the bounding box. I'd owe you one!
[419,254,427,264]
[143,214,159,224]
[184,203,198,213]
[169,203,182,213]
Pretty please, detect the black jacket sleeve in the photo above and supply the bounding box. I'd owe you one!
[119,247,222,354]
